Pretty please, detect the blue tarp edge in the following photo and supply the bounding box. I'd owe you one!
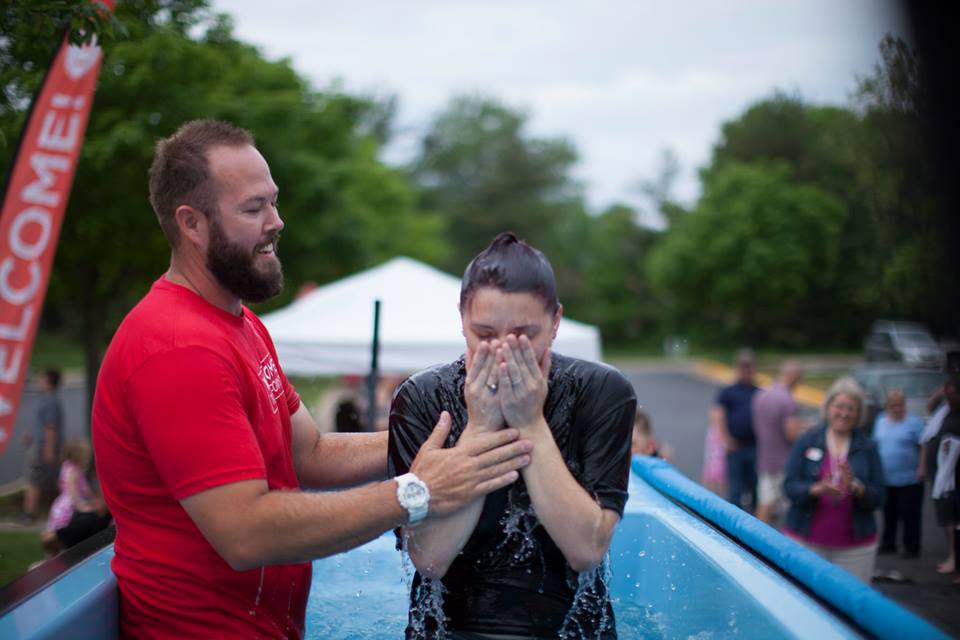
[632,455,949,640]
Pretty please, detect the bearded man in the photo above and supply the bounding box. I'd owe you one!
[92,120,533,639]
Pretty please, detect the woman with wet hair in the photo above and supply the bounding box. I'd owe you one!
[783,377,886,582]
[389,232,637,639]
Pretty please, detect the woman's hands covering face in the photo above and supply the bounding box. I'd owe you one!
[464,340,505,432]
[496,334,550,430]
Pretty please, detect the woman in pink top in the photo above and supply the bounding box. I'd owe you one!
[41,438,94,555]
[783,378,886,582]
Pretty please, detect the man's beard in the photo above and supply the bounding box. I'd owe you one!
[206,215,283,303]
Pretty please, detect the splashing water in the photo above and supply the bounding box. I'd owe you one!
[408,576,448,640]
[558,554,615,639]
[495,497,540,564]
[401,531,449,639]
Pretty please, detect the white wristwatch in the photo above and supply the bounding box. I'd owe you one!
[395,472,430,524]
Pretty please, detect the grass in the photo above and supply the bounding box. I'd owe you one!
[28,331,85,372]
[0,530,44,588]
[0,491,24,519]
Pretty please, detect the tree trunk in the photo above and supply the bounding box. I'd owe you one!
[81,302,103,438]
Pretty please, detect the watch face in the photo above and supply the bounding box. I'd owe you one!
[402,482,428,506]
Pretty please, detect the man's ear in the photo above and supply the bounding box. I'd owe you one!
[174,205,207,247]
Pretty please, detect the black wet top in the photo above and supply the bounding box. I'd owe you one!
[388,353,637,639]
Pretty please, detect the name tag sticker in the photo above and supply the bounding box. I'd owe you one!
[805,447,823,462]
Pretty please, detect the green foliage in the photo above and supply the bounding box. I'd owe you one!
[411,95,586,273]
[0,530,44,588]
[648,162,846,345]
[2,2,441,391]
[577,204,662,344]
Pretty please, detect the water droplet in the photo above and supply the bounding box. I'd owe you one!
[355,590,363,598]
[638,550,646,557]
[670,584,677,591]
[634,581,641,588]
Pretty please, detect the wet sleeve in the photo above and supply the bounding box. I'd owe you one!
[576,368,637,517]
[387,378,439,478]
[127,346,266,500]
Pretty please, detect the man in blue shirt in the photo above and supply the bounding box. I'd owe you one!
[873,389,925,557]
[711,349,760,511]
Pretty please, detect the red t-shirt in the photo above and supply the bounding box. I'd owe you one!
[93,278,310,639]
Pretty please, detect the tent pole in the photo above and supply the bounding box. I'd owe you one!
[366,299,381,432]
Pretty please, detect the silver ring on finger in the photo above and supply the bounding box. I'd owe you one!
[488,383,498,394]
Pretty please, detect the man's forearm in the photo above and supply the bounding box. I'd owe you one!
[198,479,405,571]
[298,431,389,489]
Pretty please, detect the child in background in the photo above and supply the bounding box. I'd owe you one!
[702,417,728,496]
[41,437,94,556]
[632,408,673,461]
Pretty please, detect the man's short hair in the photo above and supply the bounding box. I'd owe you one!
[148,120,254,247]
[459,232,560,313]
[734,348,755,366]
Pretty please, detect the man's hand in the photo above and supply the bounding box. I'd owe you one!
[464,340,505,432]
[497,335,550,430]
[409,411,531,517]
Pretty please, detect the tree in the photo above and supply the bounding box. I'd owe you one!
[2,3,442,419]
[411,95,587,274]
[853,35,952,333]
[647,162,846,346]
[578,204,661,344]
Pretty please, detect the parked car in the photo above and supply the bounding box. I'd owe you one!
[863,320,944,369]
[851,364,947,431]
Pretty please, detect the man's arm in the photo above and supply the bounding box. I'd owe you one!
[43,424,57,465]
[290,404,389,489]
[710,401,737,451]
[182,413,532,571]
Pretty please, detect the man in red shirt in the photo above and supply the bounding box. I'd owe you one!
[92,120,532,639]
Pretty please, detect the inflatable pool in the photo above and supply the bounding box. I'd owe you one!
[0,457,948,639]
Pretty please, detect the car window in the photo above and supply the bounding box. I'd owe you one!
[879,371,945,398]
[892,332,938,348]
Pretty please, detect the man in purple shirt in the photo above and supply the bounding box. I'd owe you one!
[753,360,808,524]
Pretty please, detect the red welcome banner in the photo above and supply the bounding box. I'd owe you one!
[0,2,115,456]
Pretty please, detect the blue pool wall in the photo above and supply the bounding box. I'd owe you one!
[0,457,950,639]
[631,455,947,640]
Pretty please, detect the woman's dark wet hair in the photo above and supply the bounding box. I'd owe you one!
[460,232,560,313]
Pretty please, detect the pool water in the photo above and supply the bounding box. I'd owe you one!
[306,476,861,639]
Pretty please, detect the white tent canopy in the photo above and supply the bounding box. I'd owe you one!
[261,257,602,376]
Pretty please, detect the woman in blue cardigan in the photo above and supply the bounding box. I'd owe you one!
[783,377,886,582]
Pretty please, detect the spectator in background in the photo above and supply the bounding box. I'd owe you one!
[753,360,808,525]
[711,349,760,511]
[784,377,885,583]
[41,437,106,556]
[873,389,925,558]
[21,369,64,524]
[929,376,960,575]
[701,420,727,497]
[632,408,674,462]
